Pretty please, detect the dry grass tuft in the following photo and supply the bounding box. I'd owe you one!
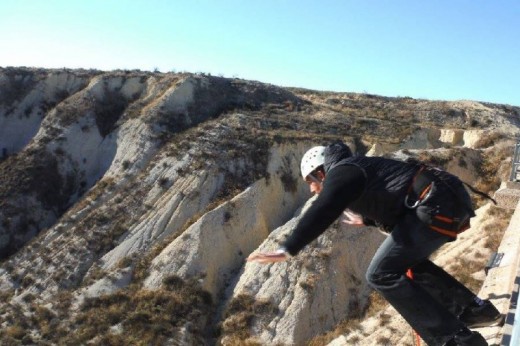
[0,275,213,345]
[219,293,278,343]
[483,206,513,252]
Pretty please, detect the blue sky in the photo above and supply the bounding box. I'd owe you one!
[1,0,519,106]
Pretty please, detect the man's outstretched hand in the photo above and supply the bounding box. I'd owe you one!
[342,209,364,226]
[247,250,289,264]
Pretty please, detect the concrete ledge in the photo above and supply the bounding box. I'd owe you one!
[477,200,520,345]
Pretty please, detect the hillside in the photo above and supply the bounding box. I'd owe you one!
[0,67,519,345]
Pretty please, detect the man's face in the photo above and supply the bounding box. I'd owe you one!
[304,171,325,195]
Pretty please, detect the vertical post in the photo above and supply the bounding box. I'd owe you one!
[510,142,520,182]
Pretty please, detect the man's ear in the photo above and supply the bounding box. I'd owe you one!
[316,169,326,181]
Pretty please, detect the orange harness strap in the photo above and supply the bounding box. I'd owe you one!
[429,214,471,238]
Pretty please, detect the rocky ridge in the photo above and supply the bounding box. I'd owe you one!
[0,67,519,345]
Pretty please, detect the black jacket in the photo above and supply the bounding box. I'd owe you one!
[282,143,473,256]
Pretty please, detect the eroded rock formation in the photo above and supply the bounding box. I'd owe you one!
[0,67,518,345]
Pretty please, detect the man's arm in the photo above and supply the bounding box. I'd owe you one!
[247,165,366,263]
[282,165,366,255]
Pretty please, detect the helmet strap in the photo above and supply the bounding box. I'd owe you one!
[308,173,323,184]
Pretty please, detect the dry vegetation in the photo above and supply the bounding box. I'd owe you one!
[482,206,514,253]
[219,293,279,345]
[0,275,213,345]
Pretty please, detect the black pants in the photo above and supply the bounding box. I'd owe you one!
[365,212,475,345]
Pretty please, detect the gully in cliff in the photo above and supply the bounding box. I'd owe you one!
[247,141,502,346]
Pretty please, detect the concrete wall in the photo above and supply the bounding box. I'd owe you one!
[478,192,520,344]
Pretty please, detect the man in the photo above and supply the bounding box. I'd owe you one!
[248,141,502,346]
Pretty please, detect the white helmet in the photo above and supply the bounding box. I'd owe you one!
[300,146,326,179]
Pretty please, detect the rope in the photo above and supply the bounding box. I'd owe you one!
[406,269,422,346]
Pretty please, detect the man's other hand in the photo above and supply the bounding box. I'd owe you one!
[342,209,364,226]
[247,250,289,263]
